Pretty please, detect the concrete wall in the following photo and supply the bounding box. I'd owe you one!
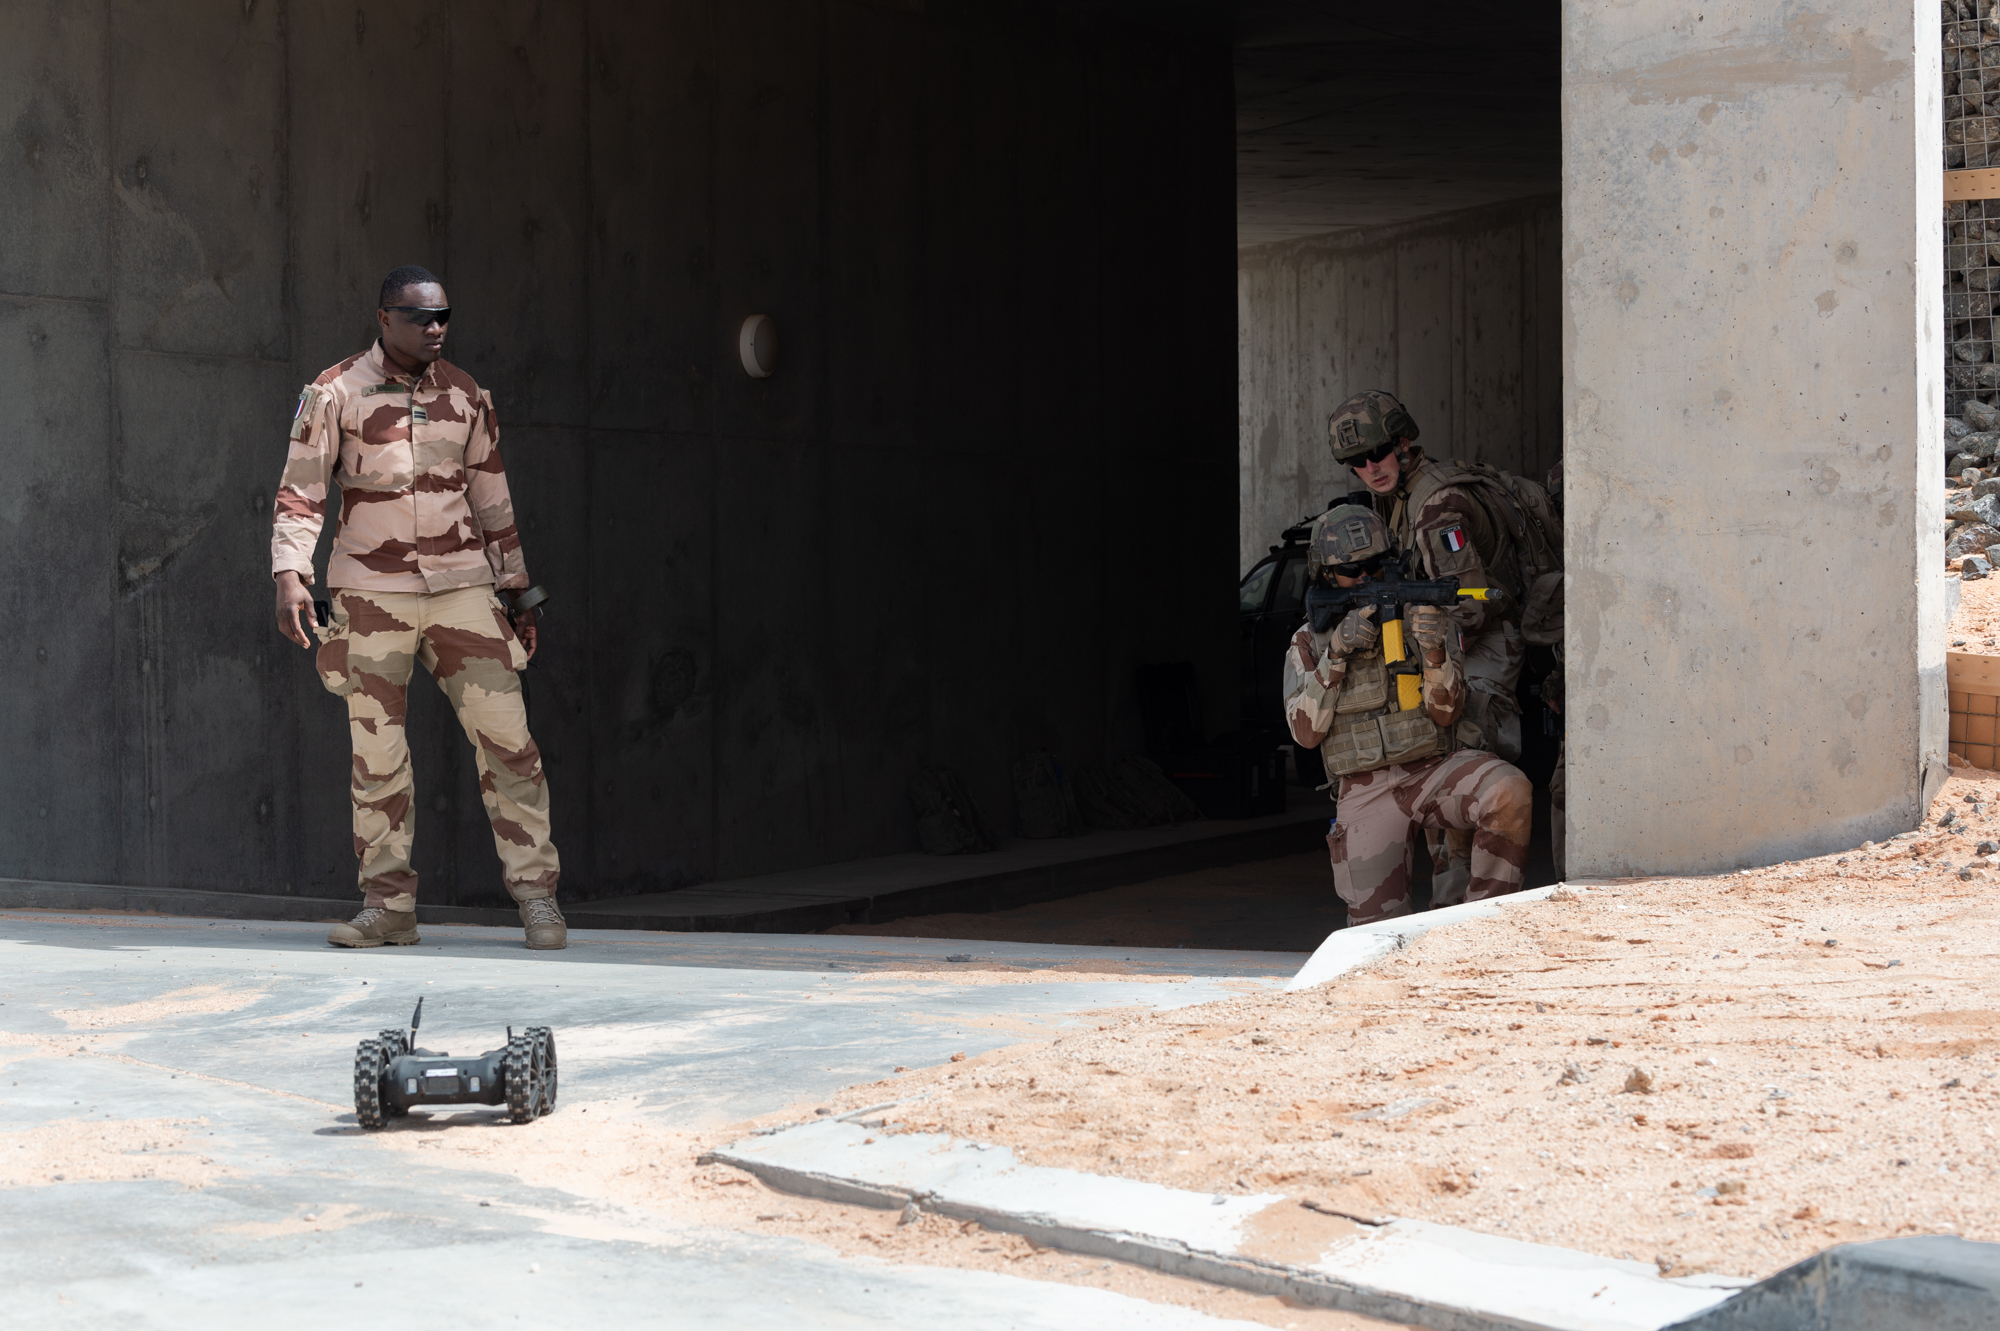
[1563,1,1943,874]
[1236,196,1562,570]
[0,0,1237,904]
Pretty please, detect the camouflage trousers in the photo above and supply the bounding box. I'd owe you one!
[1461,619,1525,762]
[1427,620,1526,906]
[313,586,559,910]
[1328,749,1532,925]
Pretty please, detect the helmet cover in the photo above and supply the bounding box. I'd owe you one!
[1327,389,1420,461]
[1309,503,1392,572]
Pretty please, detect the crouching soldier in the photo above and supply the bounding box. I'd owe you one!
[1283,505,1533,925]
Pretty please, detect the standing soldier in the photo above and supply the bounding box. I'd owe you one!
[270,265,567,951]
[1283,505,1533,923]
[1325,389,1549,904]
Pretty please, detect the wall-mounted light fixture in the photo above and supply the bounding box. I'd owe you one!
[738,314,778,378]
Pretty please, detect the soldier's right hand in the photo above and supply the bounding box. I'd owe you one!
[274,570,314,648]
[1330,605,1379,657]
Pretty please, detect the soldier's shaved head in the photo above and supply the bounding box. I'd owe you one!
[380,265,440,308]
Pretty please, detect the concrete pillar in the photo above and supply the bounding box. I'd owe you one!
[1563,3,1943,875]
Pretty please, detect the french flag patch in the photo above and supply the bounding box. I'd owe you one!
[1440,525,1468,553]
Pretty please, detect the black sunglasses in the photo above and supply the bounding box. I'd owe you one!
[1331,552,1388,579]
[1353,440,1397,466]
[384,305,452,327]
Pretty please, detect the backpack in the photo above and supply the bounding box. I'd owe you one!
[1407,458,1564,647]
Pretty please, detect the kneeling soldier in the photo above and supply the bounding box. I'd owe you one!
[1282,505,1532,924]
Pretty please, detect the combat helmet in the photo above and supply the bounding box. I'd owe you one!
[1309,503,1392,578]
[1327,389,1420,462]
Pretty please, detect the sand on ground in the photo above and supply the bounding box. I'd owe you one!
[355,1106,1410,1330]
[833,770,2000,1282]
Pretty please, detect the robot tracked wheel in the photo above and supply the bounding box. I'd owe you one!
[353,997,558,1129]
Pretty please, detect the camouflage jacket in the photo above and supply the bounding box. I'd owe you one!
[1280,612,1465,752]
[1373,448,1499,638]
[270,341,528,592]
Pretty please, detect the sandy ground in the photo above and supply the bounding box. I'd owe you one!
[1950,566,2000,644]
[814,772,2000,1283]
[0,1112,222,1190]
[22,593,2000,1318]
[350,1106,1409,1330]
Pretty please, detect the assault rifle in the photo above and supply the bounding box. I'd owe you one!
[1303,557,1503,712]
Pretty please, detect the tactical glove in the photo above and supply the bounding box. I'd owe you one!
[1331,606,1379,657]
[1407,605,1452,651]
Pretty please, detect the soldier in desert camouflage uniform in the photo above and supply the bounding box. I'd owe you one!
[1328,389,1527,906]
[271,265,566,951]
[1283,505,1532,924]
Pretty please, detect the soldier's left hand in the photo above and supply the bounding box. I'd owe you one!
[515,607,539,662]
[1407,604,1452,651]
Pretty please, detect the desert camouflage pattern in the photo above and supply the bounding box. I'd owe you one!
[313,586,558,909]
[1282,609,1465,763]
[1326,749,1532,925]
[1426,614,1529,903]
[1309,504,1392,567]
[1372,447,1500,640]
[1462,618,1524,758]
[1326,388,1420,460]
[272,341,528,593]
[1283,625,1350,750]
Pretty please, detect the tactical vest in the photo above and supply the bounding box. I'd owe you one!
[1320,637,1458,778]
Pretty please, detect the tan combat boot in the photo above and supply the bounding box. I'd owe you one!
[520,897,568,950]
[327,907,420,948]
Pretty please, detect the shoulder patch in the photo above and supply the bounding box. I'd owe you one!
[1436,524,1468,555]
[288,386,321,442]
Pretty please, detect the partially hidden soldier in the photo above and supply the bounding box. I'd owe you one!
[270,265,567,951]
[1282,505,1533,924]
[1327,389,1563,904]
[1543,459,1566,880]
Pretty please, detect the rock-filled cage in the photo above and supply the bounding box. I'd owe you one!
[1944,8,2000,574]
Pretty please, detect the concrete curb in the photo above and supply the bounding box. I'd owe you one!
[703,1113,1744,1331]
[1284,882,1581,992]
[1661,1234,2000,1329]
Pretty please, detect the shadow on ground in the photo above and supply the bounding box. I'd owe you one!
[825,784,1560,952]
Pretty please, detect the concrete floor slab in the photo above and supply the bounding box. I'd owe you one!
[0,910,1295,1329]
[0,806,1331,935]
[0,914,1290,1126]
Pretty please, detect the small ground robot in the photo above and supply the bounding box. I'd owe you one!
[352,997,557,1129]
